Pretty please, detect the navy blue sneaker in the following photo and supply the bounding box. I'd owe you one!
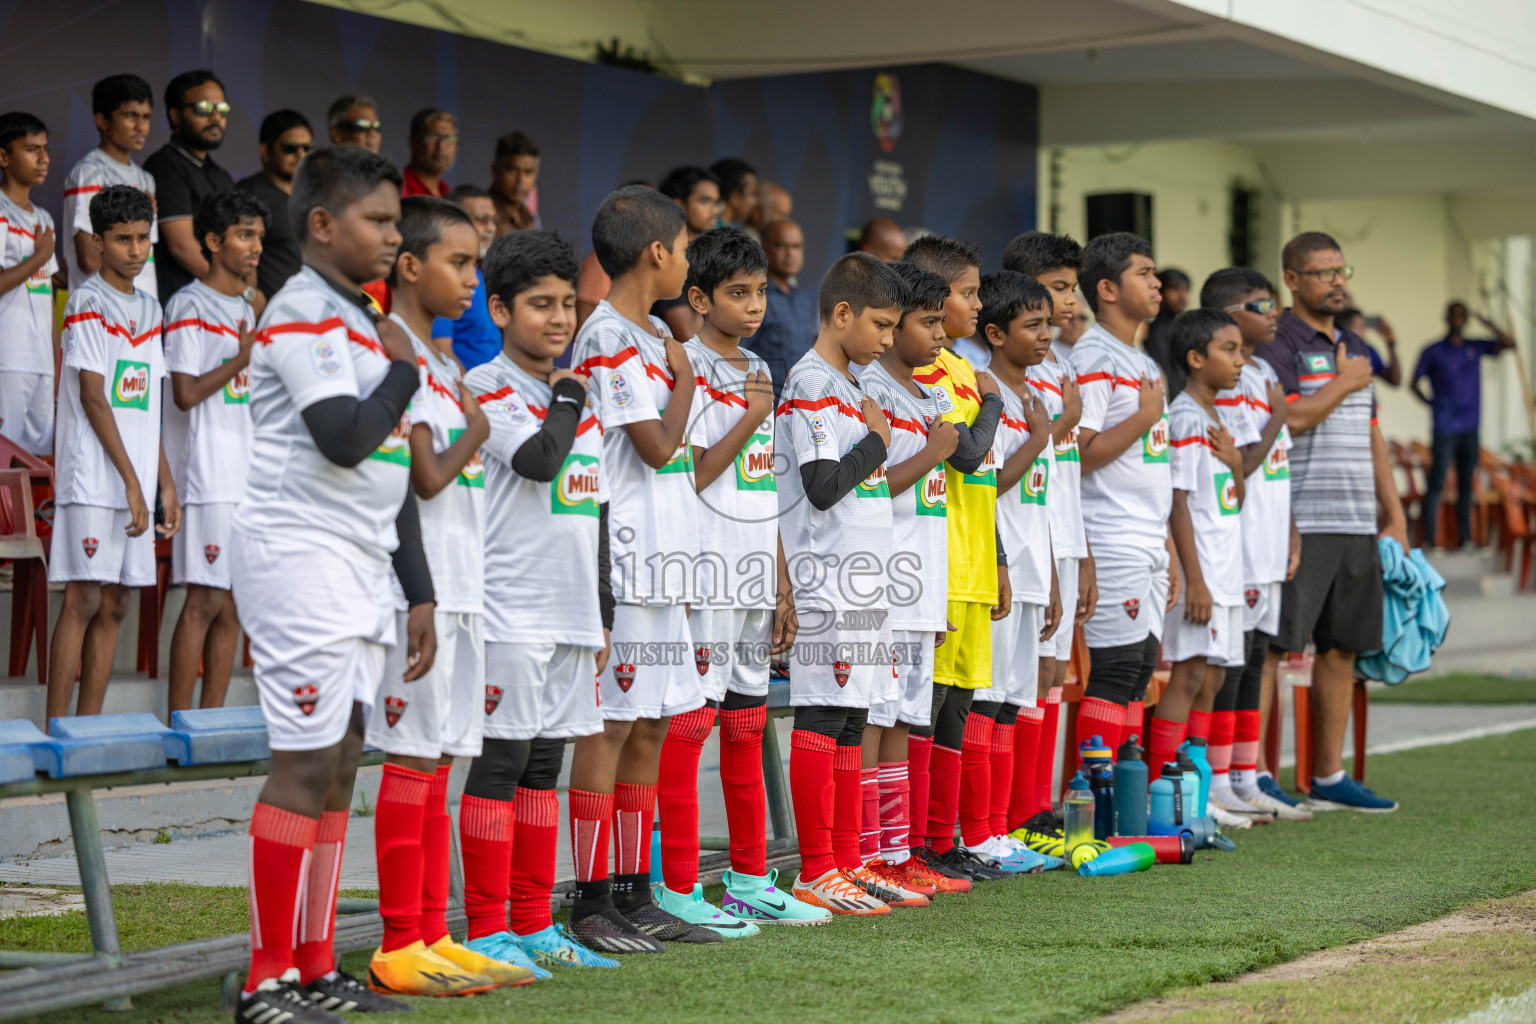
[1308,775,1398,813]
[1257,774,1303,808]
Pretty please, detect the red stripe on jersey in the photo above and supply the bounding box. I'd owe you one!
[63,310,159,347]
[7,224,35,239]
[1111,375,1141,389]
[426,373,462,409]
[1170,436,1210,448]
[577,414,603,436]
[913,367,947,385]
[574,345,639,376]
[1297,373,1334,383]
[775,394,862,421]
[1213,396,1244,407]
[346,328,385,358]
[642,360,674,389]
[64,186,104,197]
[1027,377,1062,396]
[952,382,981,404]
[885,410,925,435]
[476,385,513,405]
[254,316,346,346]
[694,375,747,408]
[1076,371,1111,385]
[1000,412,1027,431]
[1245,396,1270,412]
[164,317,240,338]
[1284,393,1300,403]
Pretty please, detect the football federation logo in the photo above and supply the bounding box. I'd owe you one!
[292,685,318,716]
[871,73,904,153]
[204,544,220,564]
[614,664,636,692]
[1245,588,1260,609]
[484,685,503,715]
[834,660,851,687]
[695,646,711,676]
[383,696,406,728]
[608,372,633,407]
[82,537,98,559]
[1124,598,1140,620]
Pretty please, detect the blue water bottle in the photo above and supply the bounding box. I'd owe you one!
[1182,738,1213,818]
[1149,763,1186,835]
[1113,734,1149,837]
[1080,736,1115,840]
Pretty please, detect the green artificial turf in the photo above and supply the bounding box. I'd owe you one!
[7,729,1536,1024]
[1372,672,1536,704]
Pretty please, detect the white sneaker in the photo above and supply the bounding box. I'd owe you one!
[1209,783,1272,820]
[1208,804,1254,829]
[1238,788,1313,821]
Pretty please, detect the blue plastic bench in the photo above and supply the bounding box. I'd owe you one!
[165,706,271,765]
[40,713,172,777]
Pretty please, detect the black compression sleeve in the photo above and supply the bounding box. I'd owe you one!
[300,360,419,468]
[509,377,587,481]
[391,491,435,607]
[799,433,888,511]
[996,524,1007,567]
[947,392,1003,473]
[598,502,614,631]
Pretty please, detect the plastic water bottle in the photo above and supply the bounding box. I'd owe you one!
[1149,763,1186,835]
[1182,738,1213,817]
[1175,749,1203,819]
[1113,734,1149,837]
[1081,737,1115,840]
[1078,841,1156,876]
[1063,771,1096,867]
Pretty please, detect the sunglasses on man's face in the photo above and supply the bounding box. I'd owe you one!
[343,119,382,134]
[1229,298,1277,316]
[279,141,313,156]
[184,100,231,117]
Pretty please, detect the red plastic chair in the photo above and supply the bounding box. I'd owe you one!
[0,468,49,685]
[135,538,173,678]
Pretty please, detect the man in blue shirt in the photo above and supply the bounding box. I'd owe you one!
[752,219,819,391]
[431,184,502,368]
[1411,302,1515,549]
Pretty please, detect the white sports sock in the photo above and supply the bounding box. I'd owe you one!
[1315,769,1345,786]
[887,847,910,866]
[1231,768,1258,790]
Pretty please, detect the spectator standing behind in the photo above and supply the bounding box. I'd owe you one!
[1143,267,1190,398]
[0,112,60,458]
[236,110,312,301]
[1411,301,1516,550]
[63,75,158,298]
[752,219,818,389]
[747,181,792,238]
[1260,231,1407,811]
[403,109,457,198]
[575,179,652,332]
[143,70,236,299]
[328,95,382,153]
[653,165,721,340]
[710,157,758,230]
[857,217,907,262]
[431,183,502,370]
[1337,308,1401,386]
[488,131,540,233]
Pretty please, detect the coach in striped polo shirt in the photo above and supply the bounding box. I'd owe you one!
[1257,231,1409,812]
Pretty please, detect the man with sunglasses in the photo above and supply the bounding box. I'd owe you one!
[327,96,382,154]
[238,110,313,300]
[144,70,237,298]
[402,109,458,199]
[1258,231,1408,814]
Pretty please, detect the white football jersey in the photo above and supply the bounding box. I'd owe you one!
[1027,355,1087,558]
[61,148,157,296]
[995,381,1054,607]
[0,193,59,374]
[1169,391,1244,606]
[162,280,254,505]
[236,266,410,566]
[55,276,164,508]
[1218,360,1292,586]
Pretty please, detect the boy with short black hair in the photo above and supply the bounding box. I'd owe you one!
[568,185,719,951]
[163,189,267,713]
[63,75,157,296]
[652,166,722,341]
[778,251,905,915]
[458,230,620,970]
[0,111,59,456]
[47,185,179,724]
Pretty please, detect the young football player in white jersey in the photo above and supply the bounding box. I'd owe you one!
[1156,309,1261,831]
[859,262,970,901]
[458,231,618,970]
[229,146,485,1022]
[1202,268,1310,821]
[969,271,1061,870]
[46,185,178,723]
[778,252,908,916]
[362,196,534,990]
[0,112,60,456]
[568,185,720,952]
[62,76,158,297]
[162,192,264,716]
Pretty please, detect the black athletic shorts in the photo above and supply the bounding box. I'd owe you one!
[1275,533,1383,655]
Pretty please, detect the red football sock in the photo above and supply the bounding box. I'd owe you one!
[988,718,1015,836]
[958,712,994,847]
[719,704,768,875]
[1035,687,1062,814]
[611,781,656,878]
[1010,706,1043,830]
[1208,710,1237,777]
[568,788,613,883]
[859,766,880,863]
[507,787,559,935]
[1076,697,1125,762]
[877,761,910,860]
[658,705,714,892]
[1186,708,1213,742]
[244,802,318,992]
[296,809,348,982]
[927,742,962,853]
[832,745,863,871]
[1147,716,1187,777]
[1123,699,1146,744]
[1232,709,1262,772]
[459,794,513,941]
[374,763,432,954]
[419,765,451,945]
[789,730,836,880]
[907,734,932,848]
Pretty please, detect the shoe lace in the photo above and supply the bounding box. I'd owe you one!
[825,871,876,901]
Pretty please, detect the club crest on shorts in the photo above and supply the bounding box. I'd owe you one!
[383,695,407,728]
[1245,588,1259,608]
[292,684,318,716]
[82,537,98,559]
[695,645,711,676]
[1210,625,1218,640]
[204,544,220,564]
[614,663,636,692]
[1123,598,1140,620]
[834,660,851,687]
[484,684,503,715]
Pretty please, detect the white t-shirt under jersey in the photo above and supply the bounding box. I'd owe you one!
[1028,354,1087,559]
[1169,391,1244,607]
[0,193,59,374]
[995,380,1054,607]
[1218,359,1292,587]
[162,280,254,505]
[62,148,158,297]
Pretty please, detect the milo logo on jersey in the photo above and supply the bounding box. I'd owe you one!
[553,453,600,516]
[369,416,411,466]
[1142,415,1170,463]
[1215,471,1240,515]
[856,463,890,498]
[1020,456,1049,506]
[110,360,151,410]
[658,433,693,475]
[735,432,775,491]
[1263,432,1290,481]
[965,443,998,487]
[221,358,249,404]
[25,265,50,296]
[1053,426,1080,463]
[916,466,947,517]
[448,428,486,488]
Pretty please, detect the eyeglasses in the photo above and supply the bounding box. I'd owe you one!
[184,100,231,117]
[342,119,382,134]
[421,132,459,145]
[1295,266,1354,283]
[1228,298,1277,316]
[279,142,313,156]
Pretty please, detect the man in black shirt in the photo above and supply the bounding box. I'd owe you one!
[1143,266,1190,397]
[143,70,236,297]
[237,110,313,300]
